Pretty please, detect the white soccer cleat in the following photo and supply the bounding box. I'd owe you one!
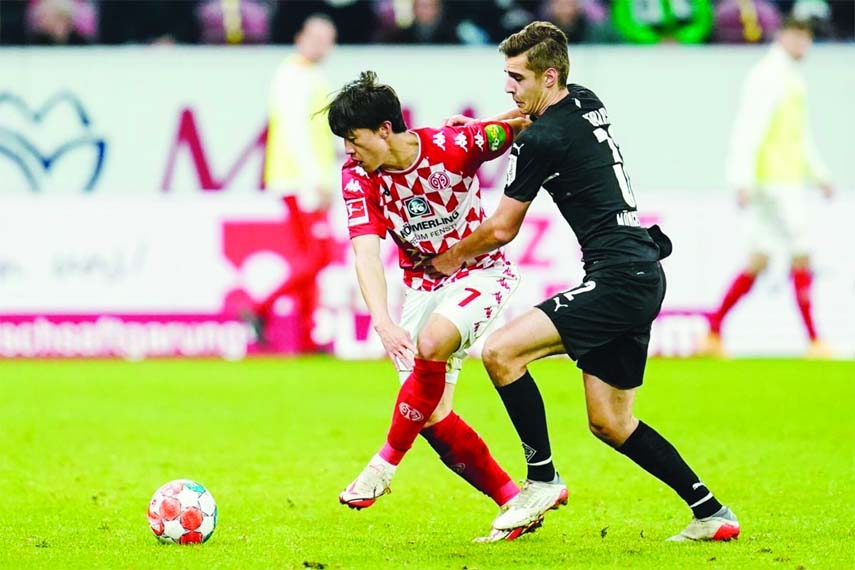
[338,456,395,510]
[473,515,544,543]
[667,506,740,542]
[491,476,568,530]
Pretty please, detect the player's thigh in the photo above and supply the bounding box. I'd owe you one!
[743,198,778,255]
[433,266,521,351]
[577,329,651,389]
[537,265,662,361]
[398,287,440,346]
[483,308,567,364]
[416,313,463,361]
[777,193,810,256]
[396,288,442,381]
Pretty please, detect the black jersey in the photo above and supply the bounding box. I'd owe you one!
[505,84,659,272]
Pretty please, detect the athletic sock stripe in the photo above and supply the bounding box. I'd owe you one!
[527,456,553,467]
[689,493,713,508]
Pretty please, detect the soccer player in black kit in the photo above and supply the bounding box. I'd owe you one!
[431,21,740,542]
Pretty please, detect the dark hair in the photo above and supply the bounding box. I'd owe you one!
[499,21,570,86]
[326,71,407,138]
[780,16,814,35]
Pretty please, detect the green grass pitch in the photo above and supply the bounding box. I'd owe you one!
[1,357,853,569]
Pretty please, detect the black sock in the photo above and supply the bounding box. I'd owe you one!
[617,421,723,519]
[497,371,556,482]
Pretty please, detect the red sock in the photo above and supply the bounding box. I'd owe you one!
[792,268,817,341]
[710,271,756,334]
[379,358,446,466]
[421,412,520,507]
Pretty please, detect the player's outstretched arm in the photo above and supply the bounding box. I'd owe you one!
[444,109,529,135]
[352,235,417,368]
[430,195,531,276]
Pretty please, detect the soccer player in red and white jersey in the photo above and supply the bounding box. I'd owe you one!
[325,71,543,541]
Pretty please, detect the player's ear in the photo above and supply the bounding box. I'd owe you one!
[543,68,559,88]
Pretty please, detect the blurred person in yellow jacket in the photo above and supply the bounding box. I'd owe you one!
[701,17,834,359]
[247,13,337,352]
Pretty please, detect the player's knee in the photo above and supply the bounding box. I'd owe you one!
[416,334,450,361]
[481,336,512,383]
[747,254,770,274]
[791,254,810,270]
[588,416,630,447]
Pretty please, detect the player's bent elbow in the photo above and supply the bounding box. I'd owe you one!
[492,226,519,246]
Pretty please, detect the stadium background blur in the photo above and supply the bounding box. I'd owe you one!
[0,0,853,361]
[1,4,854,569]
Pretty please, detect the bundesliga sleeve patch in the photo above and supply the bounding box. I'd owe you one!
[346,197,369,227]
[484,123,506,152]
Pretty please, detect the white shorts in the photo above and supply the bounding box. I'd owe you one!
[744,186,809,256]
[396,263,520,385]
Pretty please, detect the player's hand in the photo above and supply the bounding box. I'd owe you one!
[819,182,834,199]
[443,114,478,127]
[374,321,417,369]
[429,251,462,277]
[736,188,751,208]
[411,252,445,280]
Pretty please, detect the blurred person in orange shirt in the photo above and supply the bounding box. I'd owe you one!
[244,14,338,352]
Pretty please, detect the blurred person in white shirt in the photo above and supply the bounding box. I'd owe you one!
[701,16,834,359]
[244,14,337,352]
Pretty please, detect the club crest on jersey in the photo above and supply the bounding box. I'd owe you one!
[427,170,450,190]
[404,196,433,218]
[484,123,506,151]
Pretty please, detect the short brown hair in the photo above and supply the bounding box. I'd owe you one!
[780,16,814,35]
[499,21,570,86]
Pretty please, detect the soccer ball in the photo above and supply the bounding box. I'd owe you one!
[147,479,218,544]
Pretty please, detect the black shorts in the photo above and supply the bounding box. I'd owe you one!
[535,261,666,389]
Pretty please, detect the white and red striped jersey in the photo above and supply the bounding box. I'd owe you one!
[342,121,514,292]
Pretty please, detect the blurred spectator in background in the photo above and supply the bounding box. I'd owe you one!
[789,0,834,39]
[271,0,376,44]
[447,0,539,44]
[26,0,96,44]
[197,0,270,44]
[540,0,620,43]
[380,0,461,44]
[611,0,714,43]
[1,0,28,44]
[713,0,781,43]
[243,14,338,352]
[99,0,198,45]
[701,17,834,359]
[774,0,844,39]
